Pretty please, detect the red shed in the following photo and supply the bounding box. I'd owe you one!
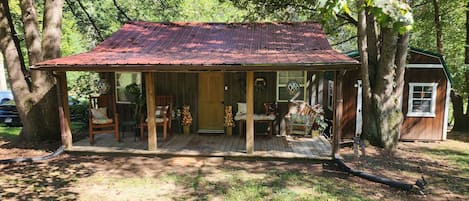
[336,48,452,141]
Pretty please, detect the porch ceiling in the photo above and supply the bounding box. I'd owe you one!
[32,21,359,72]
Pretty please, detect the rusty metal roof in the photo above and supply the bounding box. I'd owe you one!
[33,21,359,71]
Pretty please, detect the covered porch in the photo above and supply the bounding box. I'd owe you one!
[32,21,359,158]
[71,132,332,159]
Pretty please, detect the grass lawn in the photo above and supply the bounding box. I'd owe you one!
[0,130,468,200]
[0,123,21,139]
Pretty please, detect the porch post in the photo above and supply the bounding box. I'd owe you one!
[246,71,254,154]
[145,72,157,151]
[56,72,72,149]
[332,71,344,155]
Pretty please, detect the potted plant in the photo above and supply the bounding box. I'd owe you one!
[311,104,328,137]
[124,83,145,134]
[181,105,192,134]
[224,105,234,136]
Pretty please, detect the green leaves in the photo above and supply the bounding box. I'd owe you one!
[316,0,413,34]
[370,0,413,33]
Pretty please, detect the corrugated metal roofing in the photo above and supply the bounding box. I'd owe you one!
[32,21,359,71]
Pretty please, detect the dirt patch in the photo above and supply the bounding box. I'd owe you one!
[340,139,469,201]
[0,133,468,200]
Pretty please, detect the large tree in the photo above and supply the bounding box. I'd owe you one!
[0,0,63,141]
[450,2,469,131]
[228,0,413,150]
[352,0,412,150]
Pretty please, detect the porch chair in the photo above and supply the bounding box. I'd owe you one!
[88,94,120,144]
[140,95,173,141]
[284,101,319,136]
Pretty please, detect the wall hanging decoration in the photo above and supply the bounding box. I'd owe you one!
[97,79,110,95]
[287,80,300,95]
[254,77,267,90]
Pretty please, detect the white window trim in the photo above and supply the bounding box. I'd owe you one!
[407,82,438,117]
[115,72,142,104]
[327,80,334,110]
[276,71,307,102]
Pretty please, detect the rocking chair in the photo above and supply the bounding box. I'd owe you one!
[88,94,120,144]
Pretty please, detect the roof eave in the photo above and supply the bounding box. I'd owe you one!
[31,62,360,72]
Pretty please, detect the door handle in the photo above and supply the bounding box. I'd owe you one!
[221,101,224,104]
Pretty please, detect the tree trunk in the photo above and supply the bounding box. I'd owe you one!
[451,90,466,130]
[358,0,378,144]
[371,28,400,150]
[0,0,63,141]
[432,0,443,54]
[451,2,469,131]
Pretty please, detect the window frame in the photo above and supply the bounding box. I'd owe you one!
[276,71,307,102]
[115,72,142,104]
[407,82,438,117]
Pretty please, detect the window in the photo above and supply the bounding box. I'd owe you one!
[407,83,438,117]
[277,71,306,102]
[327,80,334,110]
[115,72,142,103]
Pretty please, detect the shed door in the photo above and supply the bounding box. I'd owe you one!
[198,72,225,132]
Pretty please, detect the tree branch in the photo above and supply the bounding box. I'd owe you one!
[337,13,358,27]
[75,0,104,41]
[113,0,132,22]
[1,0,31,90]
[331,36,357,46]
[64,0,86,28]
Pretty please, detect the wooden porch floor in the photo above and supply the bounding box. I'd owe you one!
[70,132,332,160]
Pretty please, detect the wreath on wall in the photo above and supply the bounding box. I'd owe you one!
[287,80,300,95]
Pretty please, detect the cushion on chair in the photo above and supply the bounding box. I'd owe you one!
[91,107,113,124]
[92,118,114,124]
[290,114,309,124]
[155,105,169,117]
[91,107,107,119]
[237,102,246,114]
[234,113,276,121]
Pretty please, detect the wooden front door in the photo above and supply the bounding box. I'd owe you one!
[198,72,225,132]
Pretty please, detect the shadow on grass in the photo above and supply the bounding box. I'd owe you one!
[176,160,406,200]
[0,156,96,200]
[340,143,469,199]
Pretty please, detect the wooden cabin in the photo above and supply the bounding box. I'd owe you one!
[323,48,451,142]
[32,21,360,157]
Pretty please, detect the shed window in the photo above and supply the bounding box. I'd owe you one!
[115,72,142,103]
[407,83,438,117]
[277,71,306,102]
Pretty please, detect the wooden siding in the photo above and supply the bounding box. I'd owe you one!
[400,68,447,140]
[340,68,447,141]
[340,70,360,139]
[118,72,280,134]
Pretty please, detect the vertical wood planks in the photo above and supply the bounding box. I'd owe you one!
[332,71,344,155]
